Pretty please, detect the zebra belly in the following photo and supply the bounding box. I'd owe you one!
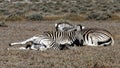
[31,44,47,51]
[32,36,54,49]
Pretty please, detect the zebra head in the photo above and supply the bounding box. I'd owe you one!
[74,24,85,32]
[55,21,75,32]
[55,21,85,32]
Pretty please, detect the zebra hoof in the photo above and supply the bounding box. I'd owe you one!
[9,43,12,46]
[26,44,31,49]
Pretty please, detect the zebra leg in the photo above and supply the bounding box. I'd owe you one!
[51,43,61,50]
[16,44,47,51]
[38,45,48,51]
[7,47,28,50]
[9,36,38,46]
[7,41,33,50]
[30,44,48,51]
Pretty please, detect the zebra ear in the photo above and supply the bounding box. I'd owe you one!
[55,23,58,31]
[82,26,85,29]
[55,23,58,28]
[76,24,85,31]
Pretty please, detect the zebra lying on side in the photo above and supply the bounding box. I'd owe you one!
[81,28,114,46]
[9,28,83,51]
[55,22,114,46]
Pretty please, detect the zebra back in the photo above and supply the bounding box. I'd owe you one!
[43,31,77,44]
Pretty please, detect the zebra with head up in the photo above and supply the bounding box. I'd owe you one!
[55,21,74,31]
[55,22,114,46]
[9,27,83,51]
[55,20,85,32]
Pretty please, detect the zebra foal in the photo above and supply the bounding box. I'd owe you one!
[9,29,83,51]
[55,22,114,46]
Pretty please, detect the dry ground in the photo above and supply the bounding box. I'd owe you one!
[0,20,120,68]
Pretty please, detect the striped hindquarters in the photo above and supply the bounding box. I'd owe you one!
[82,28,114,46]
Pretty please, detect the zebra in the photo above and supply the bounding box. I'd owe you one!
[9,28,83,51]
[55,22,114,46]
[81,28,114,46]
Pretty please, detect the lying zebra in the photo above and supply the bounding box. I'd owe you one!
[55,22,114,46]
[9,26,83,51]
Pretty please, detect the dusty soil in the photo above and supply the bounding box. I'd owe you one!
[0,21,120,68]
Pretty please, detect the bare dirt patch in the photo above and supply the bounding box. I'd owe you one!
[0,21,120,68]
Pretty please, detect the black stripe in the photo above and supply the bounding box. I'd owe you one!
[90,36,93,44]
[98,38,112,46]
[86,33,89,41]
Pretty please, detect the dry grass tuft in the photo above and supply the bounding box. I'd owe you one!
[111,13,120,21]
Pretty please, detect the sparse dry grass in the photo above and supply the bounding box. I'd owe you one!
[5,16,25,21]
[44,15,65,21]
[0,21,120,68]
[0,0,120,67]
[44,14,86,21]
[0,0,120,21]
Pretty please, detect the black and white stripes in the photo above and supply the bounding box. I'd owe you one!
[9,20,114,51]
[55,22,114,46]
[81,28,114,46]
